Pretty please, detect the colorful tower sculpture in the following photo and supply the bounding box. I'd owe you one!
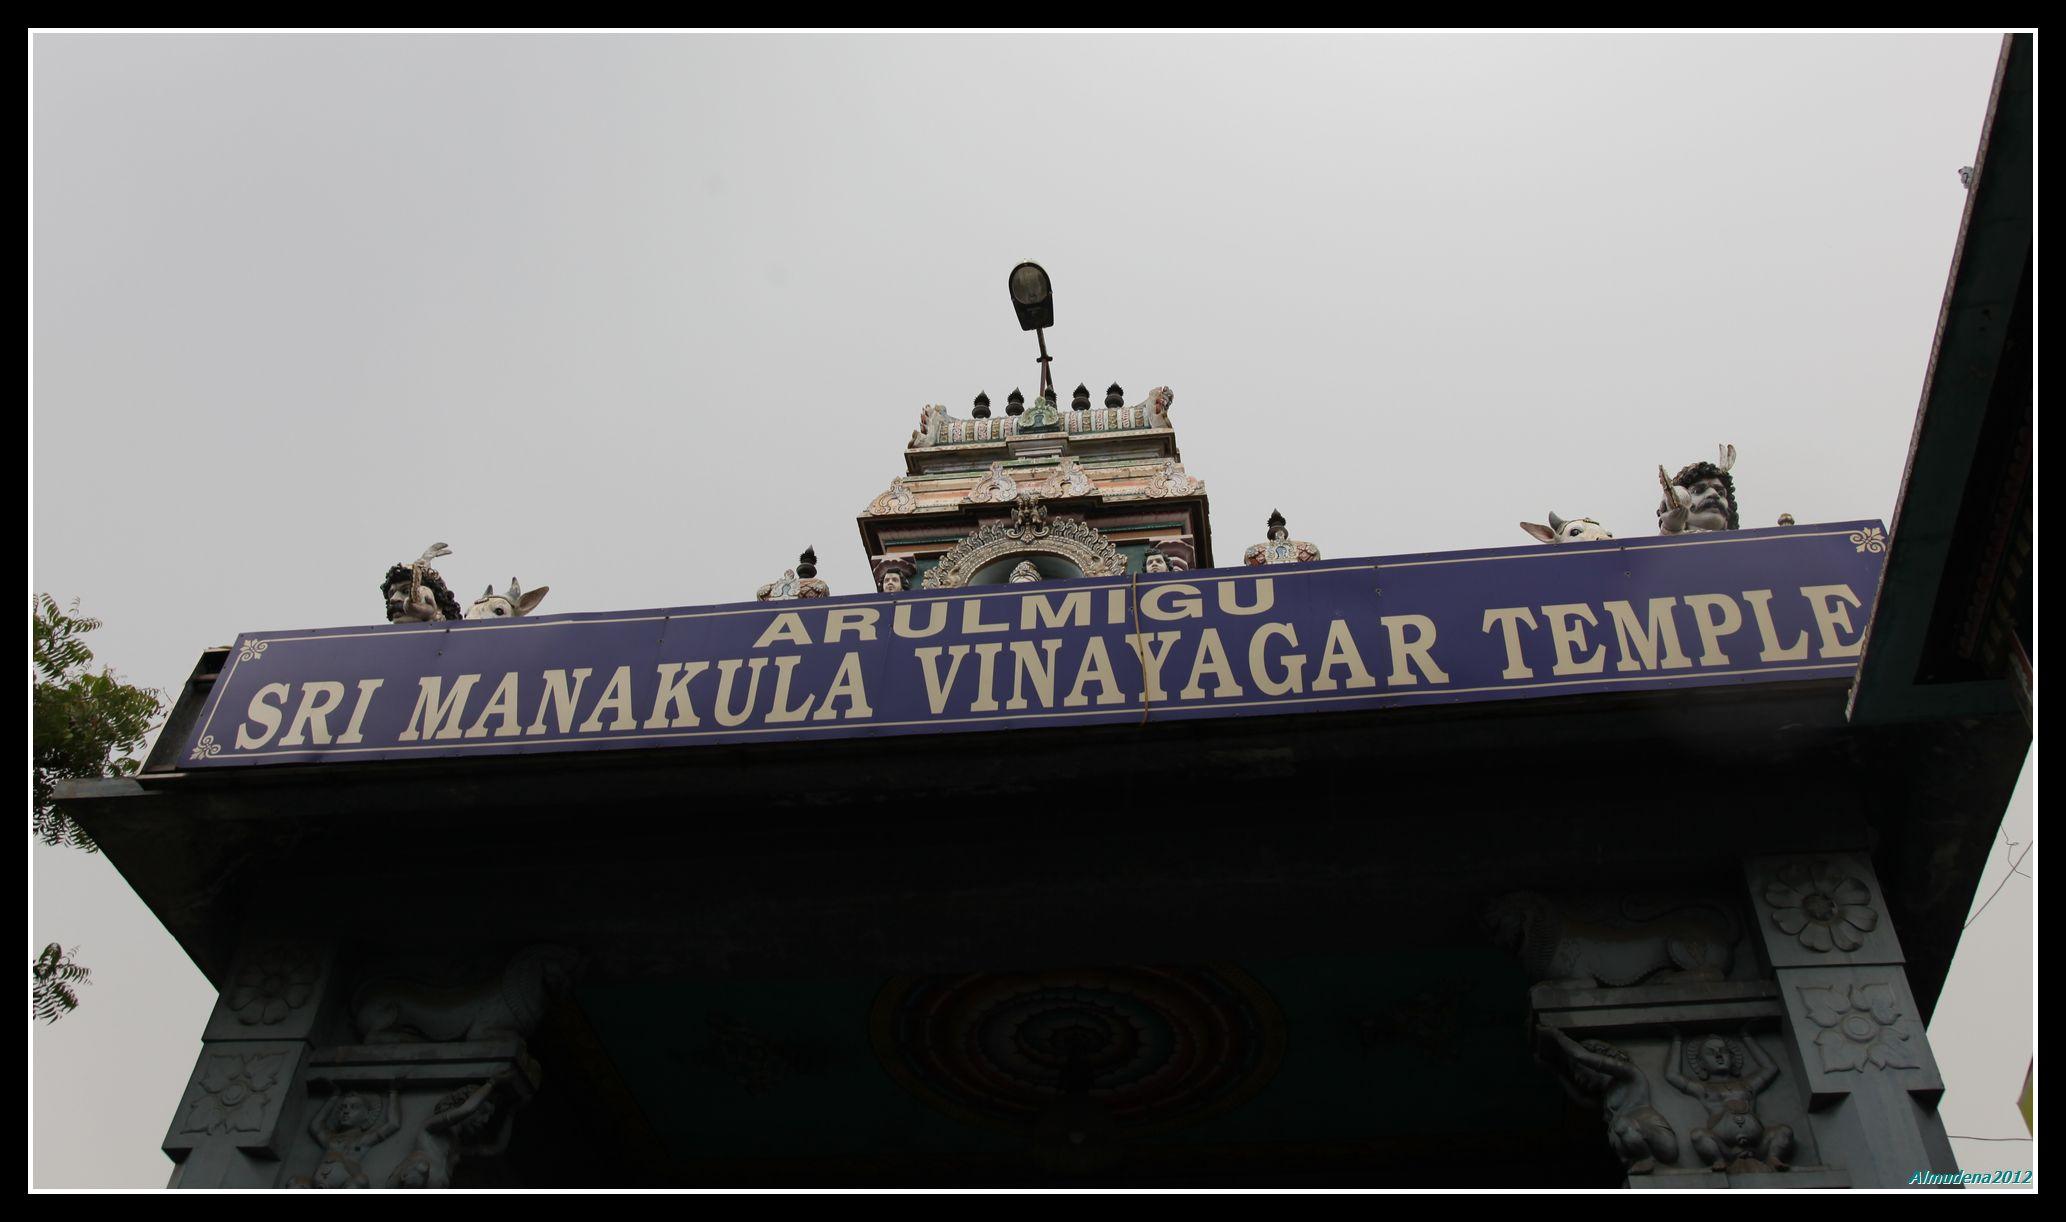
[859,382,1211,589]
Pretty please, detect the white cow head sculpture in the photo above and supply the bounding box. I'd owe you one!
[466,578,551,620]
[1521,512,1614,544]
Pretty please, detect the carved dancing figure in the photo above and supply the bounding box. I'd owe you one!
[1542,1027,1679,1174]
[1664,1028,1795,1173]
[1657,445,1739,535]
[386,1070,515,1189]
[300,1088,402,1188]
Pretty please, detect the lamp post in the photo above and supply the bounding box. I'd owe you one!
[1008,261,1056,403]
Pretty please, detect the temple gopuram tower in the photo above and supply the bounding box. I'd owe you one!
[859,381,1212,591]
[855,263,1213,591]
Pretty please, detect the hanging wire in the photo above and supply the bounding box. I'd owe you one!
[1964,839,2036,930]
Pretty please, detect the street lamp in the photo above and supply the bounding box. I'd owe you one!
[1008,261,1056,402]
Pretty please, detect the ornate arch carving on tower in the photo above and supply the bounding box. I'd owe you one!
[920,499,1128,588]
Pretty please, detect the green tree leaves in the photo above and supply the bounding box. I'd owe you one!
[32,595,161,1023]
[32,594,161,852]
[32,943,92,1024]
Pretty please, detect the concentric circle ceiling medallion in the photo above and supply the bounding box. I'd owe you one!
[870,965,1284,1137]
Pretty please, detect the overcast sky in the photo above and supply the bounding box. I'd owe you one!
[31,31,2031,1187]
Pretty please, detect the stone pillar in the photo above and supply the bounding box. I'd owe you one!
[1500,862,1960,1190]
[165,942,575,1188]
[163,942,333,1188]
[1744,853,1955,1187]
[1493,892,1841,1187]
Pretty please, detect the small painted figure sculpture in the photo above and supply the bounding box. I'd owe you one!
[1144,552,1172,573]
[1009,560,1042,583]
[301,1088,401,1188]
[383,543,462,624]
[756,548,831,600]
[1657,445,1740,535]
[1522,512,1614,544]
[1019,394,1063,432]
[1665,1028,1795,1172]
[386,1070,514,1189]
[1244,510,1321,566]
[872,555,917,594]
[465,578,550,620]
[1542,1027,1679,1174]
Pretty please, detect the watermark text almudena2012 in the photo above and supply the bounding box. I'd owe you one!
[1908,1170,2033,1185]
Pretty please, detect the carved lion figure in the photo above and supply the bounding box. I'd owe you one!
[352,945,582,1044]
[1484,893,1739,988]
[1143,386,1174,428]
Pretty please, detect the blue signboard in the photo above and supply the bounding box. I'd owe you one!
[181,522,1889,769]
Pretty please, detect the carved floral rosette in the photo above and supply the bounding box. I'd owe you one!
[1762,861,1880,954]
[228,945,321,1026]
[1747,853,1903,969]
[181,1051,290,1137]
[1798,981,1919,1073]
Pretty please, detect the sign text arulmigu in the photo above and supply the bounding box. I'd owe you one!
[184,523,1886,767]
